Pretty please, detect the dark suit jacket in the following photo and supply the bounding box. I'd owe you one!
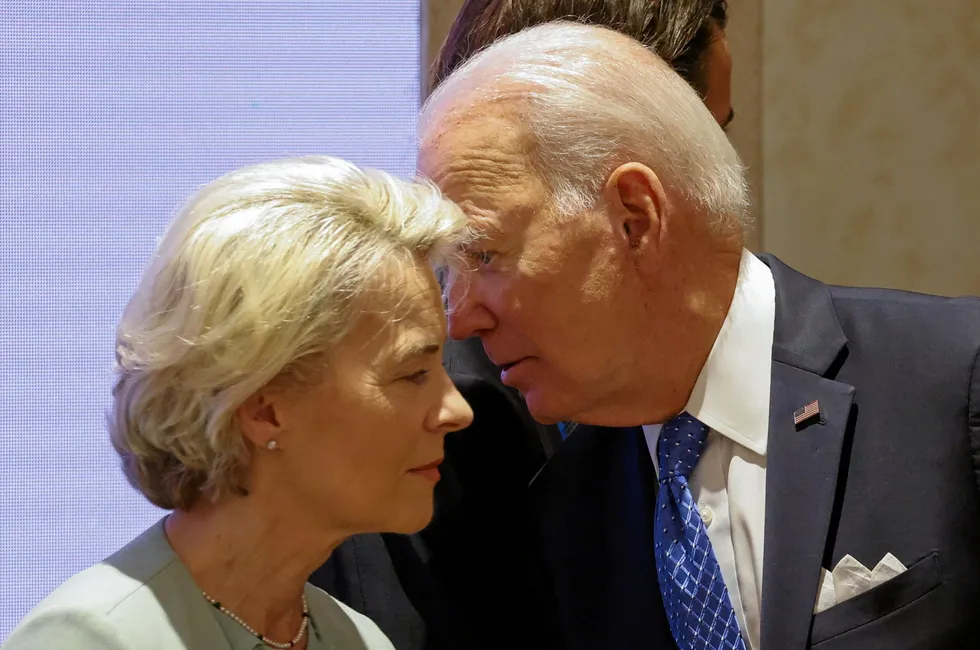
[310,356,561,650]
[312,255,980,650]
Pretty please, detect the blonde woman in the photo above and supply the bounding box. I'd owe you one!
[3,156,473,650]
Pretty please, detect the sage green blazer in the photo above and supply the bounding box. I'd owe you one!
[2,519,394,650]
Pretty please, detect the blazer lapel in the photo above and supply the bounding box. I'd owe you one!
[761,362,854,649]
[758,254,855,649]
[528,425,676,650]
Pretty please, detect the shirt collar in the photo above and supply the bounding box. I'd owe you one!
[644,249,775,457]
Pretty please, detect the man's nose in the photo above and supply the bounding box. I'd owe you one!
[445,271,496,340]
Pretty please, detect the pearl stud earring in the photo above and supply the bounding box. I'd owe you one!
[266,440,278,451]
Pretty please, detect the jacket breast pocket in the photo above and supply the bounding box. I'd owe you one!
[809,551,943,647]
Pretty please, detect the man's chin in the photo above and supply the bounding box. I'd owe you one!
[521,389,571,425]
[503,365,580,423]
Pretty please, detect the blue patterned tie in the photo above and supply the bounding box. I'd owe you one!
[654,413,746,650]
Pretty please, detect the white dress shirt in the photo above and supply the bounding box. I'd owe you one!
[642,249,775,650]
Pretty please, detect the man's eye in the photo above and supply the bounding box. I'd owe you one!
[471,250,495,267]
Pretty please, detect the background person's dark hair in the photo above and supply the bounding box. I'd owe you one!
[429,0,729,97]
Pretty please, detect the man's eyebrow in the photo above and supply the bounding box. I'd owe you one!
[466,210,502,232]
[459,223,504,249]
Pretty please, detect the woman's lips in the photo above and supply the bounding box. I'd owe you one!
[408,459,443,482]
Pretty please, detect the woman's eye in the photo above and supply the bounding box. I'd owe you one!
[402,369,430,385]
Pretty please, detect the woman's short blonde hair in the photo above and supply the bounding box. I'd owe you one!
[110,156,467,510]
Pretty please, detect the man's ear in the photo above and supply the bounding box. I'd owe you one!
[602,162,667,254]
[237,390,283,450]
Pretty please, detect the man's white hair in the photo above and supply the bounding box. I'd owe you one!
[111,156,466,510]
[420,21,750,231]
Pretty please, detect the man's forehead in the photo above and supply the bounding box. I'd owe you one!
[420,108,528,173]
[422,96,523,143]
[424,131,541,210]
[434,157,529,215]
[420,108,551,239]
[443,171,544,242]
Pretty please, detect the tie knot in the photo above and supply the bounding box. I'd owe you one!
[657,412,709,481]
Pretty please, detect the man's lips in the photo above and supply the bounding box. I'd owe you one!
[495,356,530,372]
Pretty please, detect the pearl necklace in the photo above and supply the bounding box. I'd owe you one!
[202,591,309,649]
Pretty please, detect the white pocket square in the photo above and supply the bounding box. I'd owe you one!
[814,553,907,614]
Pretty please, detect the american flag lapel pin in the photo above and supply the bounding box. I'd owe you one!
[793,400,822,429]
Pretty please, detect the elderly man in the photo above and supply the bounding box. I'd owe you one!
[314,4,739,650]
[418,22,980,650]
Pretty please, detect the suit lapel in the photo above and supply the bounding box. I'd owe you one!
[761,361,854,649]
[528,425,677,650]
[758,254,855,649]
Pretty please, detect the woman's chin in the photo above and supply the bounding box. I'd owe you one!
[382,498,436,535]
